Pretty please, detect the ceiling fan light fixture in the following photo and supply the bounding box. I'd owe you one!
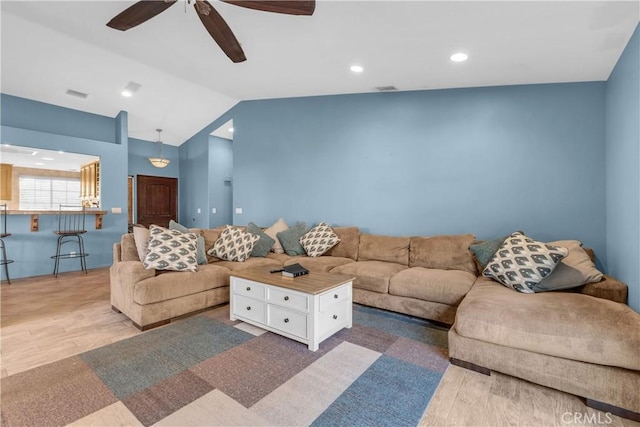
[149,129,171,168]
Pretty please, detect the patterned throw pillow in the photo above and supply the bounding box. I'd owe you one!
[143,225,198,272]
[300,222,341,258]
[169,220,207,265]
[482,232,568,293]
[207,225,260,262]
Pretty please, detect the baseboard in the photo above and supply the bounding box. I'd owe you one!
[111,305,121,313]
[450,357,491,376]
[586,398,640,422]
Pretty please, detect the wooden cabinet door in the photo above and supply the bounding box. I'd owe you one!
[0,164,13,200]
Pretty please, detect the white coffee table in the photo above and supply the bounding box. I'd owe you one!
[230,266,354,351]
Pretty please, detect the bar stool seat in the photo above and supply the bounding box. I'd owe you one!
[0,203,13,284]
[51,205,89,277]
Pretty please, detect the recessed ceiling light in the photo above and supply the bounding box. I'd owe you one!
[121,81,141,97]
[228,127,234,132]
[121,90,132,97]
[58,151,65,154]
[450,52,468,62]
[350,65,364,73]
[35,162,45,166]
[42,157,54,161]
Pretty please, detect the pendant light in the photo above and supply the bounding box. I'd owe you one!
[148,129,170,168]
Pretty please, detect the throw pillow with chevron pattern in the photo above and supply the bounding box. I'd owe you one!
[300,222,341,258]
[143,224,198,272]
[207,225,260,262]
[482,232,568,293]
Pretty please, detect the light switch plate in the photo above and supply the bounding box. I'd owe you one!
[235,208,243,214]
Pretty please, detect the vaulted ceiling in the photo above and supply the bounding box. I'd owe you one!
[2,1,638,145]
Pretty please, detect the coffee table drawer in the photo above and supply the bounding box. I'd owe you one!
[318,300,350,338]
[268,305,307,339]
[232,278,266,301]
[233,294,266,324]
[267,287,309,312]
[319,284,351,312]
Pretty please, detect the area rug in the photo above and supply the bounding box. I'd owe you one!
[1,304,449,427]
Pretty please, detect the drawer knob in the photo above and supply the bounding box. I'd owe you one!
[284,296,289,301]
[333,314,338,320]
[246,286,251,291]
[334,294,338,299]
[284,318,290,323]
[246,306,251,311]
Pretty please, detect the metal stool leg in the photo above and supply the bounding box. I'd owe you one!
[53,234,65,277]
[78,235,87,274]
[0,238,10,284]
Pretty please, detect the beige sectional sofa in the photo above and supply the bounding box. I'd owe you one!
[110,224,640,419]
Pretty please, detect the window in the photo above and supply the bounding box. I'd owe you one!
[19,176,81,210]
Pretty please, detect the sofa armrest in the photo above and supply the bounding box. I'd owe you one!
[114,261,156,285]
[577,275,628,304]
[113,243,122,263]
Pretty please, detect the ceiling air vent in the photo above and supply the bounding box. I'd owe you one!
[65,89,89,99]
[375,86,398,92]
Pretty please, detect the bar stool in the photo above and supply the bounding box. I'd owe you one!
[51,204,88,277]
[0,203,13,284]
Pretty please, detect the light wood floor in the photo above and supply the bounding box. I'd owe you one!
[1,269,637,426]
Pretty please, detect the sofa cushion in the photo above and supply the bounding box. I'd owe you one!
[264,218,289,254]
[246,222,276,258]
[455,277,640,371]
[169,220,207,265]
[143,225,198,272]
[324,226,359,260]
[214,257,281,271]
[300,222,341,257]
[266,252,294,264]
[534,240,603,292]
[483,232,568,293]
[409,234,476,274]
[358,234,410,265]
[276,222,310,256]
[284,256,354,273]
[331,261,408,293]
[122,233,142,262]
[133,264,231,305]
[389,267,476,306]
[208,225,260,262]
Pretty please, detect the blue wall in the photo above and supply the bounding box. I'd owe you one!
[128,137,180,224]
[606,24,640,312]
[1,94,129,278]
[230,83,607,262]
[208,136,233,226]
[179,107,238,228]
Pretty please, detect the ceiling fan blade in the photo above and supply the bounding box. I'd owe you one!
[195,0,246,63]
[107,1,178,31]
[221,1,315,16]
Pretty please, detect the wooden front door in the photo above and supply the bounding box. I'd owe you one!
[136,175,178,228]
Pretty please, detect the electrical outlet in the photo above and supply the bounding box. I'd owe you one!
[197,208,201,214]
[212,208,217,214]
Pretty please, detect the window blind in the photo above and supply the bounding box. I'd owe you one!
[19,176,81,210]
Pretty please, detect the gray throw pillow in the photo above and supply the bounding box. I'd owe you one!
[277,222,310,256]
[246,222,276,257]
[169,220,207,265]
[470,236,509,270]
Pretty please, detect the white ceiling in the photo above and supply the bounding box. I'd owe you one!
[1,1,639,146]
[0,145,99,172]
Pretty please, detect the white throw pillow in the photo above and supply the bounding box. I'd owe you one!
[132,226,150,262]
[300,222,341,258]
[482,232,568,293]
[143,225,198,272]
[208,225,260,262]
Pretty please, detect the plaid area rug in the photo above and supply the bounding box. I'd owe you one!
[1,304,449,427]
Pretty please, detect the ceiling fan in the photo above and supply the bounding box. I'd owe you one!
[107,0,315,63]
